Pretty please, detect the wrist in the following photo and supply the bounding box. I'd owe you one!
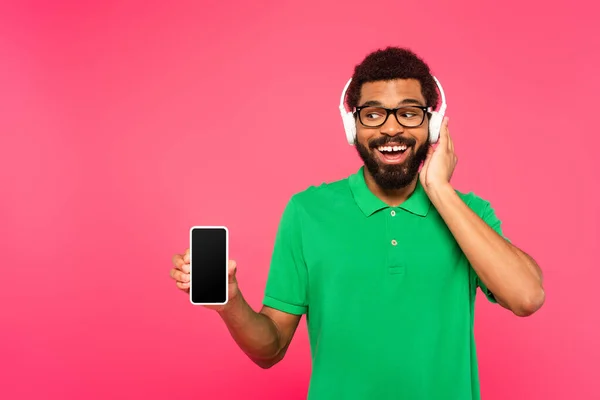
[217,289,243,316]
[426,181,454,201]
[427,182,454,196]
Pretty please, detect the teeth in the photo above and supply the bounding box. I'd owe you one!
[378,145,407,152]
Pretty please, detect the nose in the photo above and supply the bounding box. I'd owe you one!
[380,114,404,137]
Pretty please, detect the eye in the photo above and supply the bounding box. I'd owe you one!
[361,107,386,120]
[365,112,383,119]
[399,112,417,118]
[397,107,424,120]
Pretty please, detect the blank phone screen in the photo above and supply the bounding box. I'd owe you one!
[190,227,227,304]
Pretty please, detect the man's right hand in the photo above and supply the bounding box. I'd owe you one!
[170,248,302,369]
[170,248,240,311]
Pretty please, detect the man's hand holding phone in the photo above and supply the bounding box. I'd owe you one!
[170,248,239,312]
[168,231,302,370]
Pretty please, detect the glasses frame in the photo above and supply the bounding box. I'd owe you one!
[354,105,431,129]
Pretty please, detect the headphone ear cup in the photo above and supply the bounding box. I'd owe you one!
[428,111,443,144]
[343,112,357,145]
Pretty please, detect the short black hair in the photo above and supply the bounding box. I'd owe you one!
[345,47,439,111]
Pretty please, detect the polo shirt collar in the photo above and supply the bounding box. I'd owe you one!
[348,166,431,217]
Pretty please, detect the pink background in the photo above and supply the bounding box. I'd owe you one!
[1,1,598,399]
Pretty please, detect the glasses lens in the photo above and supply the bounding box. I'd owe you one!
[359,107,388,127]
[396,107,425,127]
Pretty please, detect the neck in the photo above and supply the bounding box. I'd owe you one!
[363,168,418,207]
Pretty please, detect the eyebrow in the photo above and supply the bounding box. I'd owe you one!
[359,98,425,107]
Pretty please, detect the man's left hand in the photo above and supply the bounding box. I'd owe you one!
[419,116,457,192]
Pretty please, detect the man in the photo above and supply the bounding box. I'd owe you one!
[170,47,545,399]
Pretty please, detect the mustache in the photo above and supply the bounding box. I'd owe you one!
[368,136,416,149]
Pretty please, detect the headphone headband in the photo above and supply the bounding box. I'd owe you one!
[339,76,446,113]
[339,78,353,111]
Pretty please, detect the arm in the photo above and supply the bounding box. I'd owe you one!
[419,116,544,317]
[427,183,545,316]
[218,292,301,369]
[220,196,308,368]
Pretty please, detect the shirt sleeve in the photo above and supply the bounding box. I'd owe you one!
[262,197,309,315]
[471,197,511,304]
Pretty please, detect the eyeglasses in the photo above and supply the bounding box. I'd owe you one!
[354,105,430,128]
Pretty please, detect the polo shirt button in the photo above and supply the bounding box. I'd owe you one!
[391,239,398,246]
[390,210,396,216]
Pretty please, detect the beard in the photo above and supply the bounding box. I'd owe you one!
[356,135,430,190]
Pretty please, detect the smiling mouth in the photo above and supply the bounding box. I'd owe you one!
[375,144,410,164]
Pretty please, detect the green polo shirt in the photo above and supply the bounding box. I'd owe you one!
[263,166,505,400]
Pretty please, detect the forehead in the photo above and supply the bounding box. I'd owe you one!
[358,79,425,106]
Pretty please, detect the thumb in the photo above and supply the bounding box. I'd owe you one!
[183,248,190,263]
[228,260,238,282]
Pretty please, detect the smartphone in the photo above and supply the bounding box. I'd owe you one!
[189,226,228,305]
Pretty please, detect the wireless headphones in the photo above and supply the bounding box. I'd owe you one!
[338,76,447,145]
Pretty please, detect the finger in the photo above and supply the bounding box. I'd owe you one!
[228,260,237,283]
[439,116,450,147]
[181,263,190,274]
[447,128,454,153]
[172,253,185,270]
[170,268,190,283]
[170,268,190,282]
[183,248,190,263]
[176,281,190,291]
[228,260,237,274]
